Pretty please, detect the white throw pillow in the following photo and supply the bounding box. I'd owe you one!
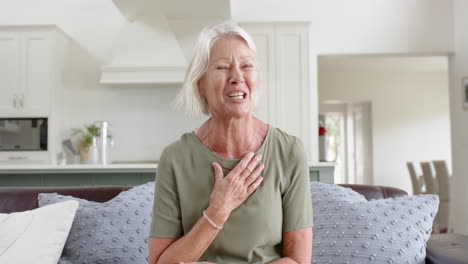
[0,201,78,264]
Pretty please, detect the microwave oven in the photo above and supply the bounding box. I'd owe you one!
[0,118,48,151]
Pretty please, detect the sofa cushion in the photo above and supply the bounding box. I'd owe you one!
[57,258,74,264]
[312,182,439,264]
[0,201,78,264]
[38,182,154,264]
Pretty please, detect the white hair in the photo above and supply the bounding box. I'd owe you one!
[174,21,258,117]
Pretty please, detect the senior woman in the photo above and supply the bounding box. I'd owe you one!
[148,22,313,264]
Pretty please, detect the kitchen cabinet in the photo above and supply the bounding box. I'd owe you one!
[0,25,69,165]
[0,26,69,117]
[309,165,335,184]
[240,22,313,160]
[0,165,333,187]
[0,165,157,187]
[0,173,156,187]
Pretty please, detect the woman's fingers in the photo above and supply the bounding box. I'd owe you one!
[230,152,255,177]
[239,154,262,179]
[244,163,264,186]
[247,176,263,195]
[211,162,223,183]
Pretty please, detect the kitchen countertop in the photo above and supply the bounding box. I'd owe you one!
[0,162,334,174]
[310,162,335,167]
[0,163,158,174]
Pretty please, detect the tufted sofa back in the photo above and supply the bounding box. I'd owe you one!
[338,184,407,200]
[0,183,407,214]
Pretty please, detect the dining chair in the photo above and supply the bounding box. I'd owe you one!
[432,160,450,201]
[406,162,424,195]
[432,160,451,232]
[420,162,438,194]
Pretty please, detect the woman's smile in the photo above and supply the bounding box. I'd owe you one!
[225,90,248,103]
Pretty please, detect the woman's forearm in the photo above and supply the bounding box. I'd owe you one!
[157,207,228,264]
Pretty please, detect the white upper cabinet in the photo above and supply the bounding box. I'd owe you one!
[0,26,69,117]
[0,30,21,114]
[241,22,312,157]
[21,29,53,114]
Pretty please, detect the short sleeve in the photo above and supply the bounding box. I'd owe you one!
[282,138,313,232]
[149,147,183,238]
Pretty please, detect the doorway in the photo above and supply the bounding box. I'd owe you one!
[320,101,373,184]
[318,55,451,192]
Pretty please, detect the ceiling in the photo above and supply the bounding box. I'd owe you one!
[113,0,230,20]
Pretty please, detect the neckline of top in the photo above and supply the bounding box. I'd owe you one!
[189,125,271,170]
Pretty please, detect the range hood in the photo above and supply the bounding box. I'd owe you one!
[100,14,188,85]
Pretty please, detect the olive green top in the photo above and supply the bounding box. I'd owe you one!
[150,126,313,263]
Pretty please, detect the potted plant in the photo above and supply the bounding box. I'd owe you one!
[71,122,101,163]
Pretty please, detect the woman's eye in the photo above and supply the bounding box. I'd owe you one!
[243,64,253,68]
[216,66,229,70]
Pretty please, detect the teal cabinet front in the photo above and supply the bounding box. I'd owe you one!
[0,167,157,187]
[309,166,335,184]
[0,173,156,187]
[0,165,333,187]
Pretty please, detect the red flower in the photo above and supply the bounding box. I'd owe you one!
[319,126,327,136]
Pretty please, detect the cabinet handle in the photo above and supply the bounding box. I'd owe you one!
[19,94,24,108]
[13,94,17,109]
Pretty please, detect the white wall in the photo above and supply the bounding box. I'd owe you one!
[313,0,453,54]
[448,0,468,235]
[232,0,453,53]
[319,63,452,194]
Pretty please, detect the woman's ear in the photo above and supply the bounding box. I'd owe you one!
[198,77,205,97]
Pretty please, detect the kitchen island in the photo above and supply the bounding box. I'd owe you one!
[0,163,334,187]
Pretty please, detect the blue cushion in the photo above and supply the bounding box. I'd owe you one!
[39,182,154,264]
[311,182,439,264]
[311,182,367,204]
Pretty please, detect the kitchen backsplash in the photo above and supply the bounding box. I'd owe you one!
[57,85,205,163]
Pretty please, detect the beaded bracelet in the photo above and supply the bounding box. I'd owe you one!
[202,210,223,230]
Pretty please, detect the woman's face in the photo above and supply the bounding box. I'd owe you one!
[199,36,258,119]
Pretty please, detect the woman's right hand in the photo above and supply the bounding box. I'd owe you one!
[206,152,265,224]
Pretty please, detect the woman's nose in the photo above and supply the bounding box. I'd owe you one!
[229,66,244,84]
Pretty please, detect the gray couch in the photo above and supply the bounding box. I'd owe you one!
[0,183,466,263]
